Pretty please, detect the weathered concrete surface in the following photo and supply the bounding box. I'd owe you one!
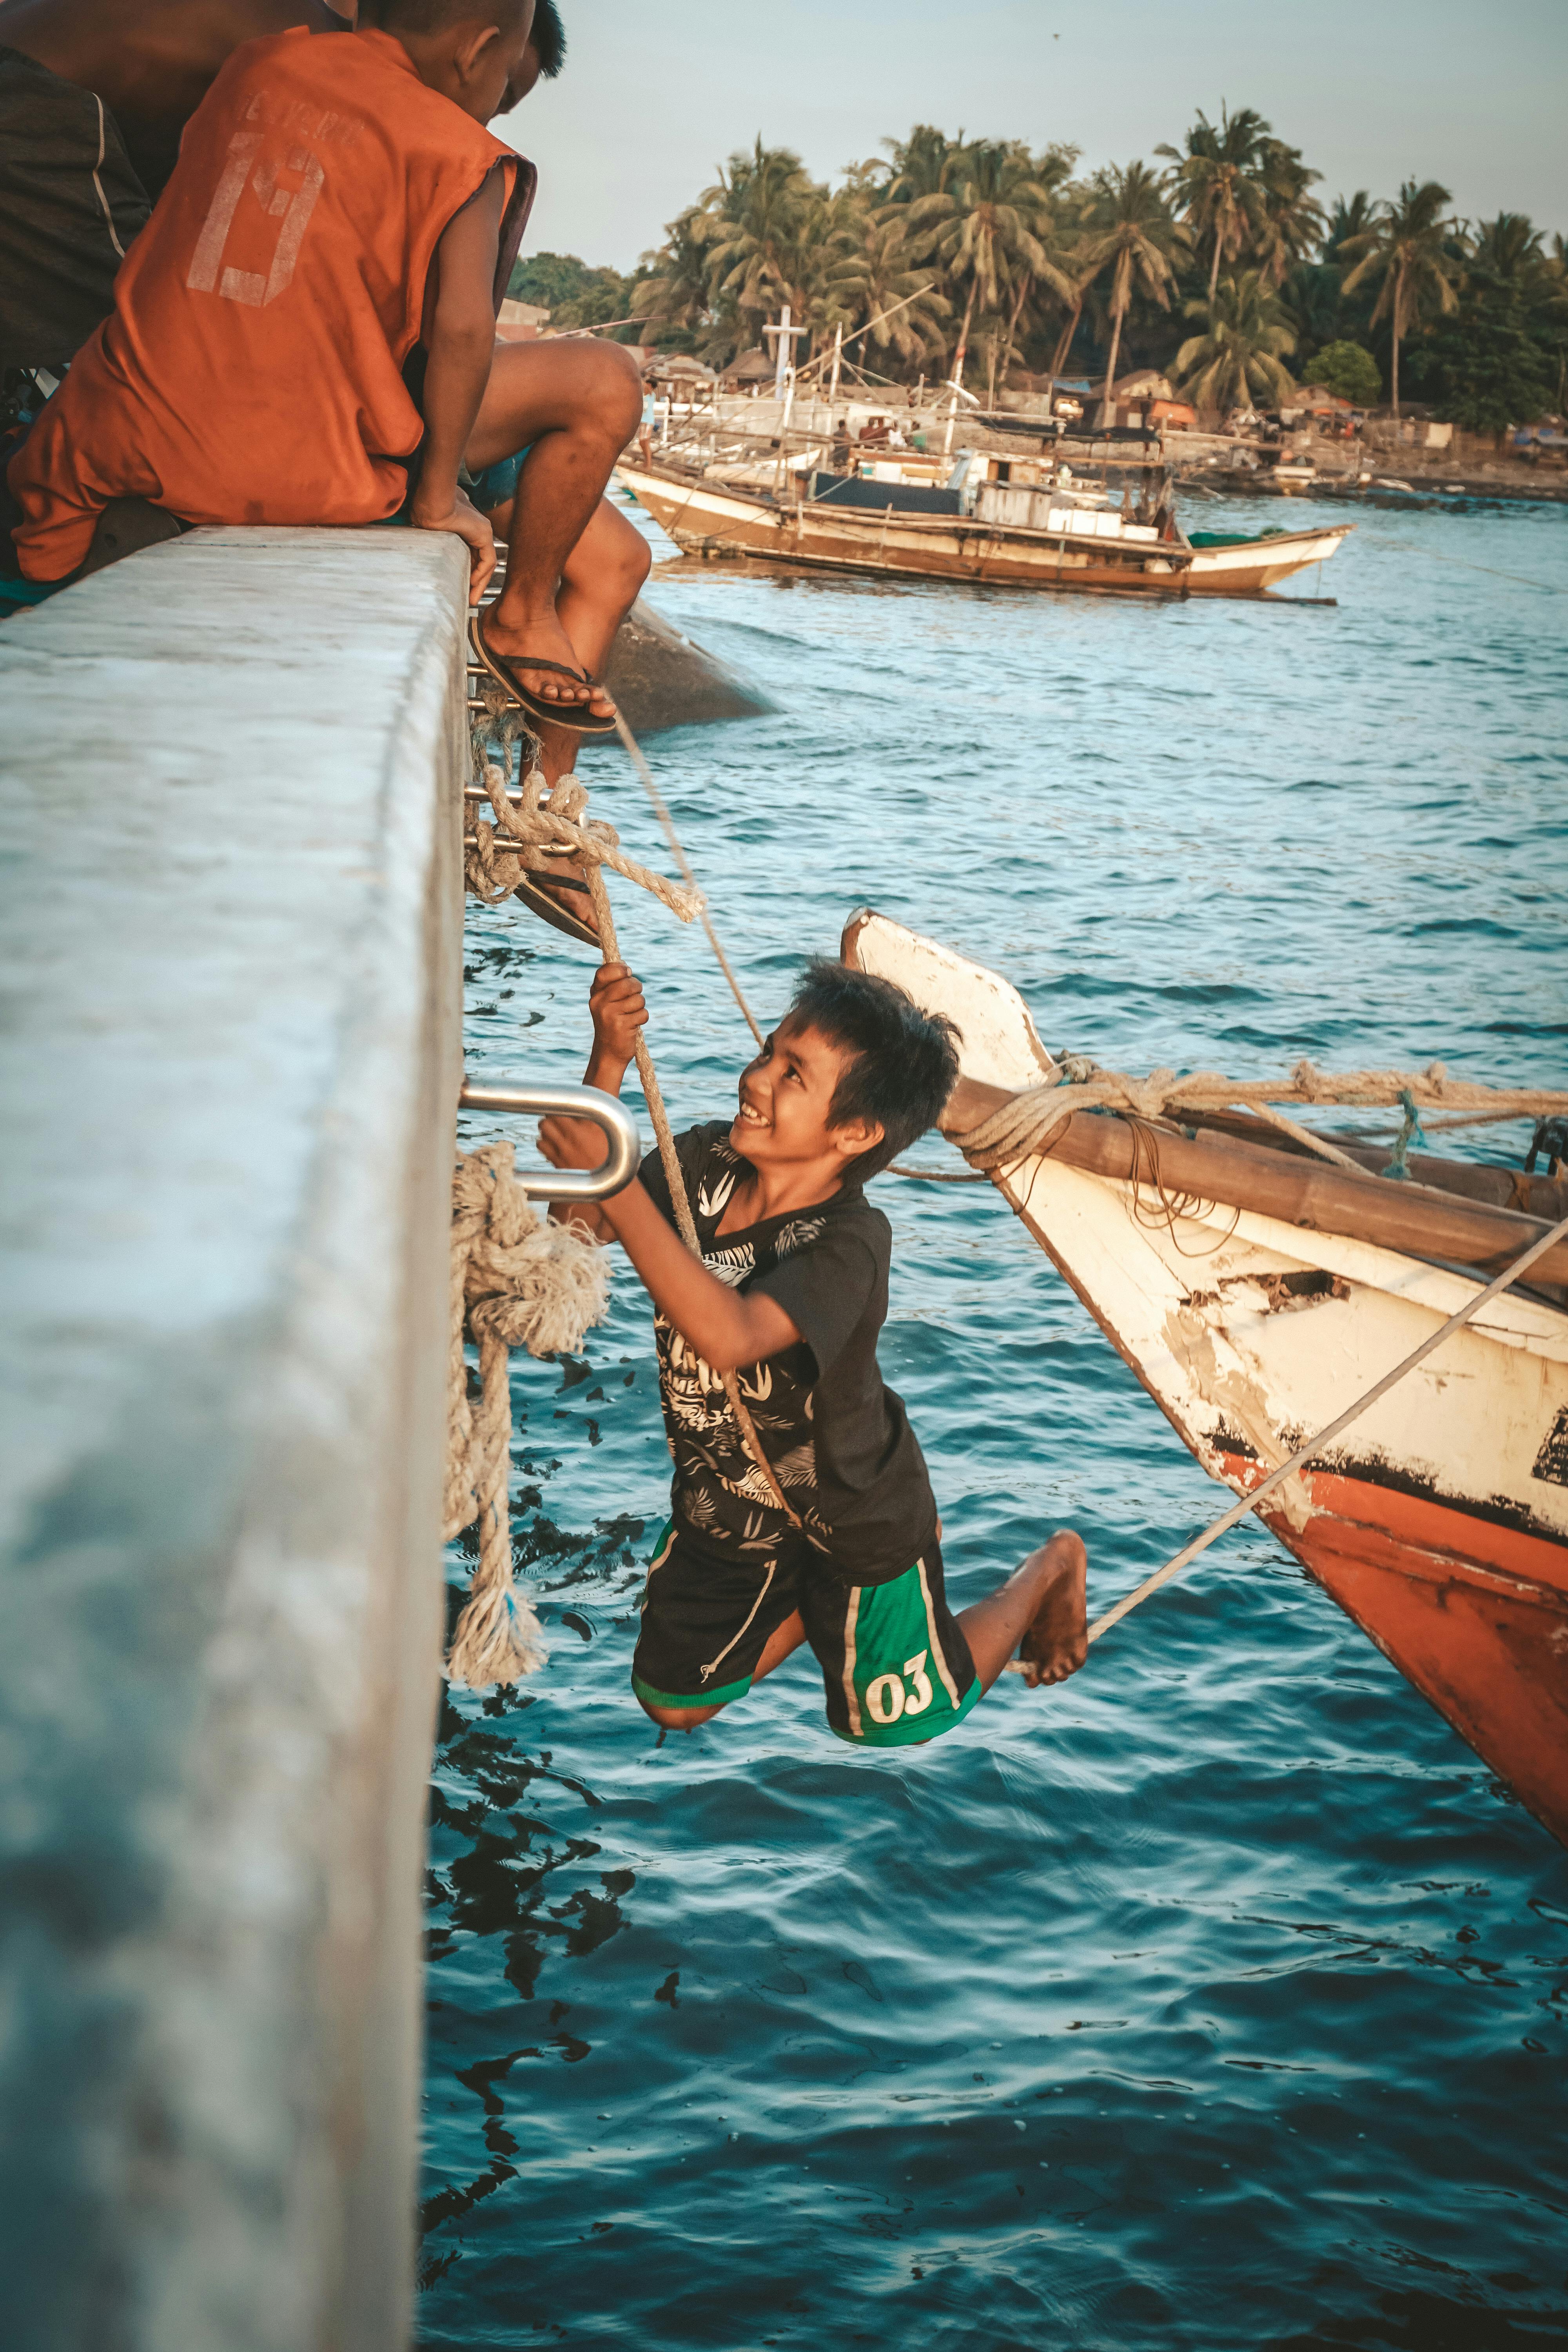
[0,529,468,2352]
[602,593,771,733]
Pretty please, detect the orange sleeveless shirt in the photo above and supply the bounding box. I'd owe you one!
[9,27,522,578]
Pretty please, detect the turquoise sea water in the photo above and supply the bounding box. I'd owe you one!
[421,491,1568,2350]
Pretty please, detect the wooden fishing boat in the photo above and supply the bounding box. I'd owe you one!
[844,911,1568,1848]
[616,456,1351,599]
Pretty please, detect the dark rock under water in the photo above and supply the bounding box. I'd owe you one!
[602,594,771,735]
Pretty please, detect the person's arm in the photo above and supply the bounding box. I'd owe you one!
[538,964,803,1372]
[411,167,505,599]
[541,961,643,1245]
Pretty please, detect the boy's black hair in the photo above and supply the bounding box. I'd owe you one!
[529,0,567,76]
[786,958,961,1184]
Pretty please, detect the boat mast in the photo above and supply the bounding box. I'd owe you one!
[942,352,965,457]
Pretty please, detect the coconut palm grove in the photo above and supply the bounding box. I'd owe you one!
[512,110,1566,430]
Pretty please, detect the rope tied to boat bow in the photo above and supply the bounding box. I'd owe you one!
[956,1058,1568,1176]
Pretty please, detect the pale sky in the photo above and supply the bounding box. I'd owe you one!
[499,0,1564,275]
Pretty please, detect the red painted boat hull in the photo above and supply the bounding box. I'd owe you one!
[1231,1456,1568,1847]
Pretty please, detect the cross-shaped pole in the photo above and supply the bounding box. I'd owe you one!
[762,303,808,399]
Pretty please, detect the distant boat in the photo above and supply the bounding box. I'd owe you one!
[845,911,1568,1850]
[617,453,1351,599]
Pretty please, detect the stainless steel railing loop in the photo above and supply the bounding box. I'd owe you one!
[458,1079,641,1203]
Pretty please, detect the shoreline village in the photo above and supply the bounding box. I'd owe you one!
[0,6,1563,2348]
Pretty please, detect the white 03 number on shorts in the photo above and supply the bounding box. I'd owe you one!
[864,1650,935,1725]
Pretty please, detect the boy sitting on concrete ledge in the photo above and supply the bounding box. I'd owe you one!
[538,956,1090,1746]
[6,0,646,771]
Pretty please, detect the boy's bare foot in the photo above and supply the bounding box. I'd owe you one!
[1017,1531,1088,1687]
[482,603,615,721]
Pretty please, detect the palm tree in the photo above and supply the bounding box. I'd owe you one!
[824,211,948,368]
[1254,139,1325,287]
[1470,211,1546,284]
[881,123,965,207]
[702,140,825,344]
[1340,179,1460,417]
[1174,270,1297,412]
[1157,104,1270,305]
[1322,190,1376,265]
[636,206,734,360]
[992,144,1079,392]
[1075,160,1184,423]
[907,140,1073,394]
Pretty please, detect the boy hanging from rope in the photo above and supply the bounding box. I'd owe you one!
[538,957,1089,1746]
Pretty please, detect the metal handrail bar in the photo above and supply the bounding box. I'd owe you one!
[458,1079,641,1202]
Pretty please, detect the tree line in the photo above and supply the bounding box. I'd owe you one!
[512,109,1568,431]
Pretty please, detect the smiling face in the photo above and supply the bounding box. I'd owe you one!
[730,1020,882,1186]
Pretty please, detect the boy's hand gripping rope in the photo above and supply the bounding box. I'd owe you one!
[445,719,795,1691]
[579,859,803,1533]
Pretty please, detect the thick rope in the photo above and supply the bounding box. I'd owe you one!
[466,680,703,921]
[1001,1205,1568,1664]
[466,758,705,921]
[958,1057,1568,1176]
[445,694,789,1689]
[612,709,765,1048]
[443,1142,610,1688]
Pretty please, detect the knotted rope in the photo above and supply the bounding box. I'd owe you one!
[465,758,705,921]
[446,707,793,1684]
[1381,1087,1432,1181]
[465,681,702,922]
[443,1144,611,1687]
[958,1056,1568,1177]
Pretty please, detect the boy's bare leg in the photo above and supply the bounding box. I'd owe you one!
[956,1530,1088,1694]
[465,337,642,720]
[638,1608,808,1733]
[486,494,651,786]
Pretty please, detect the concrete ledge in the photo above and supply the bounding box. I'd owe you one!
[0,528,469,2351]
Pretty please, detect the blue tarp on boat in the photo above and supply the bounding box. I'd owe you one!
[809,474,962,515]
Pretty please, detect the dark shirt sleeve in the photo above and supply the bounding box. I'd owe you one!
[750,1220,880,1382]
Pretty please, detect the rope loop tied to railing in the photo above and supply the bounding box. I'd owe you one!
[465,756,705,924]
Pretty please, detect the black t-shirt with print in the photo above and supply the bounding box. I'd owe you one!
[639,1121,936,1583]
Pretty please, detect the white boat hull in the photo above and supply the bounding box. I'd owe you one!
[617,463,1350,599]
[845,912,1568,1846]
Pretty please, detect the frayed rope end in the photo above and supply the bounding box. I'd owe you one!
[445,1583,550,1690]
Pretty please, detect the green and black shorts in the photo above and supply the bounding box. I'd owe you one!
[631,1521,980,1748]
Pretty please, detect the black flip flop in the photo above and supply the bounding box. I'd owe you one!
[469,611,618,737]
[511,864,601,951]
